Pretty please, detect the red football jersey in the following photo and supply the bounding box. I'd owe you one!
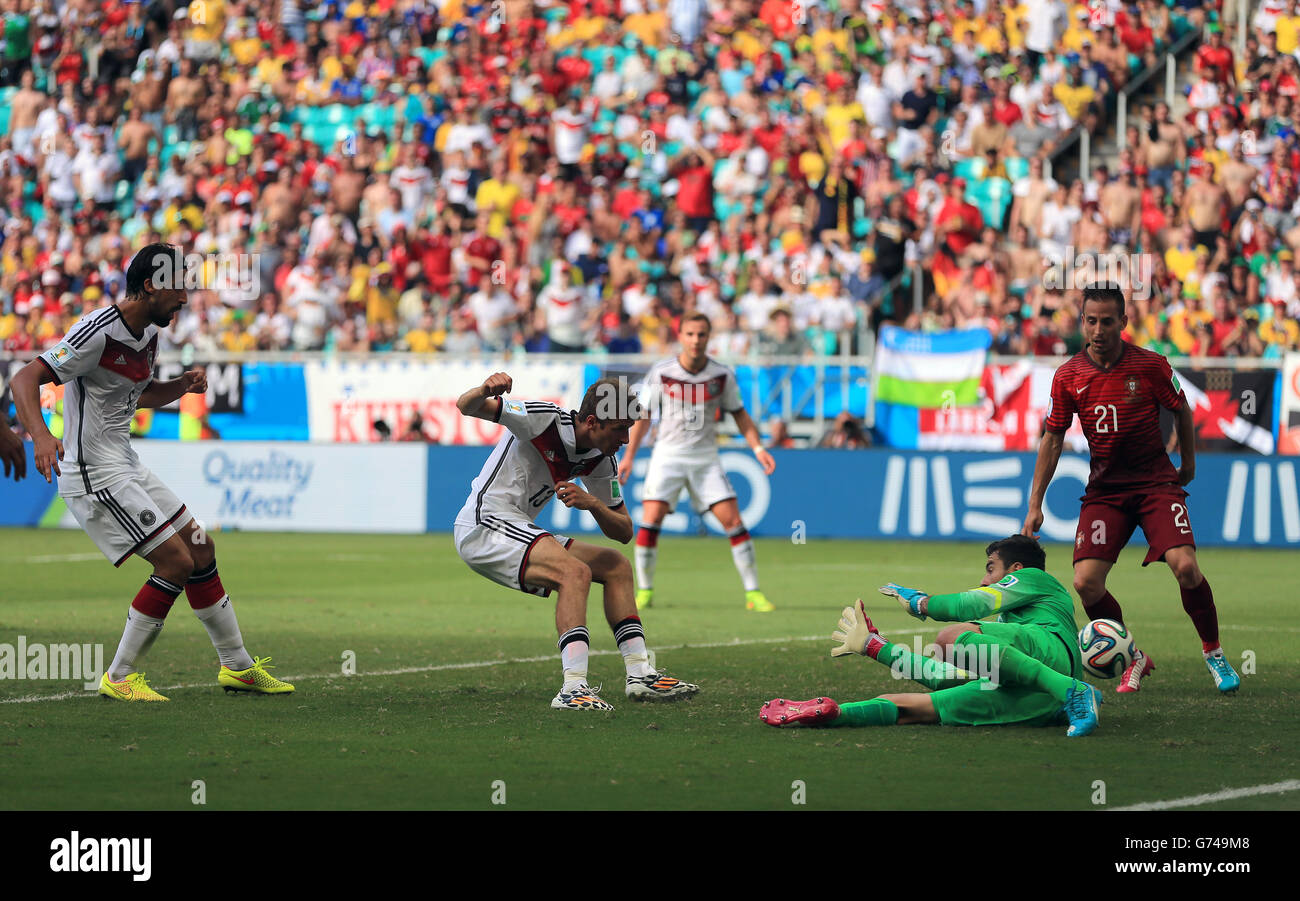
[1044,344,1186,495]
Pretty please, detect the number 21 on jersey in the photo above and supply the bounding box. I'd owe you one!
[1093,404,1118,433]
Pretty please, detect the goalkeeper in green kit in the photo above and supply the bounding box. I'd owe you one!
[760,535,1105,738]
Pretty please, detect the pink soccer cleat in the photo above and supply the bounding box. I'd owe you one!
[1116,650,1155,693]
[759,697,841,727]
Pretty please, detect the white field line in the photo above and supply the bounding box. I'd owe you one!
[1110,779,1300,811]
[0,628,943,705]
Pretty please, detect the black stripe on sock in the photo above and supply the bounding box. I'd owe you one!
[189,562,219,583]
[558,626,590,650]
[147,575,183,598]
[613,616,645,644]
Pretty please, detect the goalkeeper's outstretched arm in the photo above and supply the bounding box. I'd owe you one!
[880,581,1036,622]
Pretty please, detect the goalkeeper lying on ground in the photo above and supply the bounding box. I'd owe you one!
[760,535,1105,738]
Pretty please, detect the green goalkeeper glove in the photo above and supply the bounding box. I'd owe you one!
[831,598,875,657]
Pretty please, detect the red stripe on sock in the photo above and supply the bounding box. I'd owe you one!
[636,527,660,548]
[729,530,750,547]
[132,583,178,619]
[185,569,227,610]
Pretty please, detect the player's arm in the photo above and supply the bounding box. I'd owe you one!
[617,416,651,484]
[618,370,661,484]
[879,576,1036,622]
[0,408,26,481]
[456,371,512,421]
[556,479,634,544]
[731,406,776,475]
[1154,359,1195,485]
[1023,430,1064,536]
[138,368,207,409]
[1174,398,1195,485]
[9,360,61,483]
[1024,370,1075,536]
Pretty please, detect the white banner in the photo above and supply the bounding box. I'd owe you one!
[304,358,588,444]
[80,442,431,533]
[1282,353,1300,455]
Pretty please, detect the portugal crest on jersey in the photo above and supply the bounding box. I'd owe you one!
[1125,376,1139,396]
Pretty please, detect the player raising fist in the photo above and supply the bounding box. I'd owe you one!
[1023,284,1240,694]
[453,372,700,711]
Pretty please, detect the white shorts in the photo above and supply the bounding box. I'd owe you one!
[64,468,193,567]
[641,452,736,514]
[454,515,573,598]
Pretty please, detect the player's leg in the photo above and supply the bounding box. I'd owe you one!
[1162,546,1241,693]
[946,622,1101,736]
[517,534,612,709]
[759,693,932,727]
[1073,496,1138,622]
[563,538,700,701]
[67,477,193,701]
[707,495,772,611]
[863,617,977,689]
[1140,491,1239,692]
[633,498,670,609]
[174,518,294,694]
[1073,499,1156,692]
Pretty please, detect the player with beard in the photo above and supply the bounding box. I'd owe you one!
[1021,284,1240,694]
[9,243,294,701]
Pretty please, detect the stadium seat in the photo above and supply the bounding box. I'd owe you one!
[966,177,1013,231]
[1005,157,1030,182]
[954,158,985,181]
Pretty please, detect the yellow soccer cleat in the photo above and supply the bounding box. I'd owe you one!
[99,672,170,702]
[746,590,775,613]
[218,656,295,694]
[635,589,654,610]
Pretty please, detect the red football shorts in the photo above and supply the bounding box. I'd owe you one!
[1073,485,1196,566]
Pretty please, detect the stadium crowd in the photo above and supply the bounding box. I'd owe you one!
[0,0,1297,361]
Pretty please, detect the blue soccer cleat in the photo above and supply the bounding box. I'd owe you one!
[1064,680,1103,738]
[1204,652,1241,694]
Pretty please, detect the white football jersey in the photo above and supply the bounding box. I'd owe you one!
[639,357,743,455]
[455,400,624,527]
[38,306,158,497]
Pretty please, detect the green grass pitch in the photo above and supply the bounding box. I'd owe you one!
[1,527,1296,811]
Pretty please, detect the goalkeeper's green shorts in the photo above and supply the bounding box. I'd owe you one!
[929,621,1079,728]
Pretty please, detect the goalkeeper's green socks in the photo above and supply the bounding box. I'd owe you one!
[955,631,1076,701]
[830,698,898,727]
[873,640,974,691]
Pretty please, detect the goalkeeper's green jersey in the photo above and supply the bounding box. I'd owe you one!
[925,568,1078,641]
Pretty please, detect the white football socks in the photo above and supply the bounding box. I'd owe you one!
[613,617,654,677]
[729,527,761,592]
[559,626,590,691]
[108,609,165,681]
[193,596,255,671]
[634,544,657,592]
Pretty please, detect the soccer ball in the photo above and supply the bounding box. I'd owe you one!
[1078,619,1136,680]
